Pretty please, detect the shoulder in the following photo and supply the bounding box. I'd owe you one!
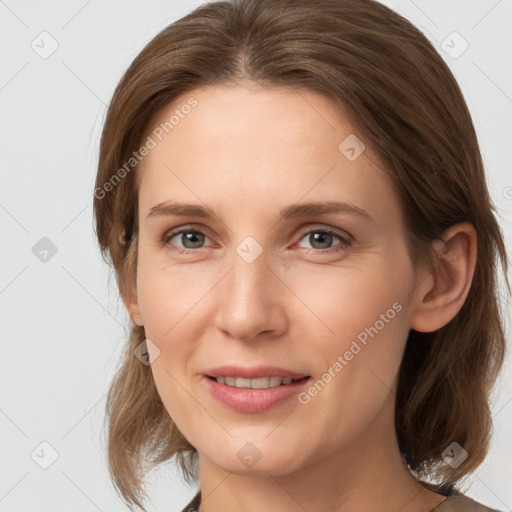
[418,480,503,512]
[433,493,504,512]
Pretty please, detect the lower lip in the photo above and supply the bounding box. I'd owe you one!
[202,376,311,413]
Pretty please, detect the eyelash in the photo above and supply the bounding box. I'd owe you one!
[161,226,352,255]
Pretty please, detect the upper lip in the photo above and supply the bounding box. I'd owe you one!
[204,365,309,379]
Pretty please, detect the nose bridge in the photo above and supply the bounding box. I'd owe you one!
[214,234,285,340]
[229,236,271,304]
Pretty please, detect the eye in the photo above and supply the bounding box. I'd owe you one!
[296,228,352,253]
[162,229,212,252]
[161,226,352,255]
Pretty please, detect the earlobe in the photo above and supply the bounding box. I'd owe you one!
[410,222,477,333]
[129,303,144,327]
[122,286,144,327]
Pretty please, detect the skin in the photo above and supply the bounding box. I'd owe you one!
[124,82,477,512]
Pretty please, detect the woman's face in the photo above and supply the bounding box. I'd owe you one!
[128,83,427,475]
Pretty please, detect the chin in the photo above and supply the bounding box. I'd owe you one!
[202,441,305,476]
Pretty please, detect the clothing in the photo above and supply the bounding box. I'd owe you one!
[179,488,503,512]
[424,481,502,511]
[180,490,201,512]
[432,494,502,511]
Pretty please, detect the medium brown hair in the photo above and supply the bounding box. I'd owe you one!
[93,0,510,509]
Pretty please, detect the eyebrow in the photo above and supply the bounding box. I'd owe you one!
[146,200,372,221]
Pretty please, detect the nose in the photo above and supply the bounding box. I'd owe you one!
[213,244,288,342]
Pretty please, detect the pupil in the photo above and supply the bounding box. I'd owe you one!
[183,232,204,249]
[311,232,331,249]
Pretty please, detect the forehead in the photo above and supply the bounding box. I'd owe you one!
[136,83,399,227]
[145,82,361,160]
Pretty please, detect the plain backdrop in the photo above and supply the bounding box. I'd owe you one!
[1,1,511,511]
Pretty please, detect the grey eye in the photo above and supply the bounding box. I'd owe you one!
[172,231,207,249]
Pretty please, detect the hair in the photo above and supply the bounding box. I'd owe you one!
[93,0,510,509]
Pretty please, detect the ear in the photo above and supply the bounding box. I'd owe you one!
[410,222,477,333]
[118,227,144,327]
[121,282,144,327]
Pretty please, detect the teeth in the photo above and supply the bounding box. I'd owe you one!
[214,376,300,388]
[235,377,252,388]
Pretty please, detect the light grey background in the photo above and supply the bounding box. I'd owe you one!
[1,1,511,511]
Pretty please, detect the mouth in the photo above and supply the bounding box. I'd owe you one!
[206,375,310,389]
[202,371,312,413]
[202,365,311,412]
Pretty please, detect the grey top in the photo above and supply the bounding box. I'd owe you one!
[179,489,503,512]
[432,494,502,511]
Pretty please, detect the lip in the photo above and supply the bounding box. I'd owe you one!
[202,372,311,413]
[204,365,309,379]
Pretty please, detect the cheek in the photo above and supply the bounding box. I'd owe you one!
[284,253,410,345]
[137,265,206,431]
[288,253,412,413]
[136,256,216,340]
[293,296,409,455]
[148,359,205,451]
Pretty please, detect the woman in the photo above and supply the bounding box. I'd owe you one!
[93,0,509,510]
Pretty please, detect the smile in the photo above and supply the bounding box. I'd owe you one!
[210,376,306,388]
[203,374,311,413]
